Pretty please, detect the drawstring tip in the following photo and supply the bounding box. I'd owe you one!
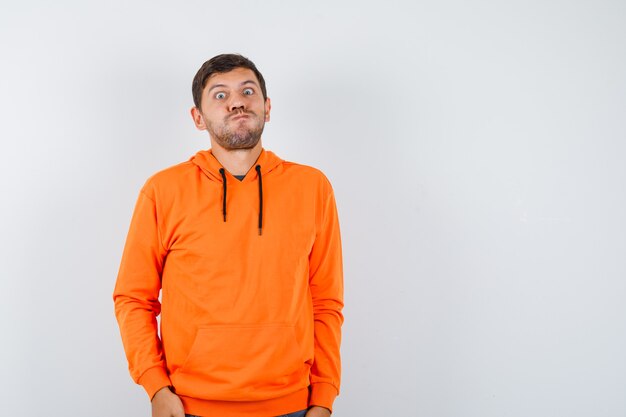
[258,228,262,236]
[223,214,227,222]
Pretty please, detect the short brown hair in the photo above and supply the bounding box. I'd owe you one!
[192,53,267,109]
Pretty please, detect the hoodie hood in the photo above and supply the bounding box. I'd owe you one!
[190,147,284,236]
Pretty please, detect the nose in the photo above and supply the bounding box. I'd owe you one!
[228,96,245,113]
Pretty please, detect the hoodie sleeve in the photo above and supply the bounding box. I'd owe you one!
[307,181,345,412]
[113,184,171,400]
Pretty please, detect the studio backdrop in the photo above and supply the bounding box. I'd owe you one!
[1,1,625,416]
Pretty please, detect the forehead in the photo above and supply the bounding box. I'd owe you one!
[205,67,259,90]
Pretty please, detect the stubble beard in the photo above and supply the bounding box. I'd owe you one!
[207,111,265,150]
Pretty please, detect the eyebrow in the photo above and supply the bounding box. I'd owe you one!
[207,80,259,94]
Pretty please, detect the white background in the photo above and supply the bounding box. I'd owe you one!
[1,1,625,416]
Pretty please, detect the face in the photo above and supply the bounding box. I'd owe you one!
[191,67,271,150]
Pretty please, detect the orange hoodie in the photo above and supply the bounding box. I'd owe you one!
[113,147,344,417]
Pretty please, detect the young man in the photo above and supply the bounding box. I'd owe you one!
[113,54,344,417]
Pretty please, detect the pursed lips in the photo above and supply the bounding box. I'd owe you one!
[230,113,251,121]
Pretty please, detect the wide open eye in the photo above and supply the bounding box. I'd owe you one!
[215,92,226,99]
[243,88,254,96]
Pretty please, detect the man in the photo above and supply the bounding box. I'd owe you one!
[113,53,344,417]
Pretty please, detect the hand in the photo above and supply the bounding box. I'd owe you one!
[305,406,331,417]
[151,386,185,417]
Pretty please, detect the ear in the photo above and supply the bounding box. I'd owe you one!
[190,106,207,130]
[264,97,272,122]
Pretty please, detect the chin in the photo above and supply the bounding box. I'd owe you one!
[224,140,260,150]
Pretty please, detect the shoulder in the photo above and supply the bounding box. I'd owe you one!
[281,160,335,193]
[139,160,197,199]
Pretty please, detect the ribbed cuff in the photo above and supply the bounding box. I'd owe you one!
[138,366,172,401]
[308,382,338,412]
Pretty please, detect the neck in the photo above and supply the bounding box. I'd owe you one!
[209,140,263,176]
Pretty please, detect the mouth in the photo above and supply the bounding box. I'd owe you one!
[231,113,250,121]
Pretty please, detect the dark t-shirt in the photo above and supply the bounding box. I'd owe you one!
[234,174,245,181]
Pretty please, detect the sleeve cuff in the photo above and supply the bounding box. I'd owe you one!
[309,382,339,412]
[138,366,172,401]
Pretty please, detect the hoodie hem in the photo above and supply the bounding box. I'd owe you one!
[179,386,309,417]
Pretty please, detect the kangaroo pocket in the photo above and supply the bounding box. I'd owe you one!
[171,323,308,401]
